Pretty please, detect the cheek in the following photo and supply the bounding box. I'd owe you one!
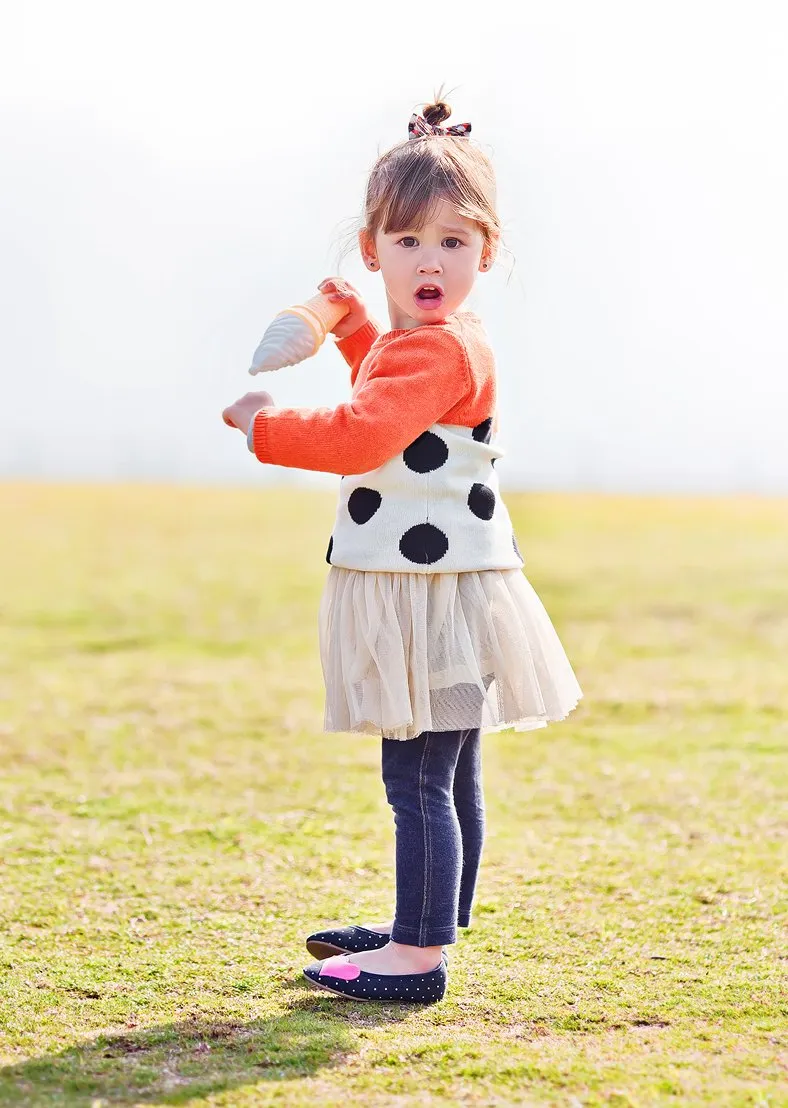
[462,252,481,276]
[387,257,411,285]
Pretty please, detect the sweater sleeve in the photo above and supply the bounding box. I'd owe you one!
[250,327,471,475]
[247,415,261,452]
[334,318,383,386]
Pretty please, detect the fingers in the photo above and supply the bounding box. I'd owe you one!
[318,277,357,301]
[319,280,343,298]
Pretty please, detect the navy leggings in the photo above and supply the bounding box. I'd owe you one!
[381,728,485,947]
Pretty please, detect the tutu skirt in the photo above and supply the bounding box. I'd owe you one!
[318,567,583,741]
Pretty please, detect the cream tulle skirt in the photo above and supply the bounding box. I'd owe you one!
[318,567,583,741]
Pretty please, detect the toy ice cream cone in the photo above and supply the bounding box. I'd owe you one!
[249,292,351,375]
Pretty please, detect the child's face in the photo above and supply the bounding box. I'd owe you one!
[362,198,490,329]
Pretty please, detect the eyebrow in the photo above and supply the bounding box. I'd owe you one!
[395,225,470,236]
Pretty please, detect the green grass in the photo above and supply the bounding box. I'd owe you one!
[0,482,786,1107]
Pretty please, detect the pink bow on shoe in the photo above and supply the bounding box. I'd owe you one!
[318,955,361,981]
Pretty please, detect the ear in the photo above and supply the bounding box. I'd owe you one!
[358,228,377,267]
[480,232,500,271]
[480,244,498,271]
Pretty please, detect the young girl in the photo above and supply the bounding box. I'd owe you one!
[222,95,583,1004]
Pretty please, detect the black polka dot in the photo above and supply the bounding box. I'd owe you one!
[326,536,333,564]
[513,532,522,560]
[468,483,495,520]
[399,523,449,565]
[472,417,492,443]
[403,431,448,473]
[491,457,496,467]
[348,487,382,524]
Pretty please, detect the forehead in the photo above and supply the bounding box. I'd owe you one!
[388,207,478,236]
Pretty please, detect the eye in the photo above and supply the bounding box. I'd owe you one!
[397,236,464,248]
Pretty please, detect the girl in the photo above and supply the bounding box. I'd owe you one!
[222,94,583,1004]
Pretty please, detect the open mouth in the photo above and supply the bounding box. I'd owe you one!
[414,285,445,310]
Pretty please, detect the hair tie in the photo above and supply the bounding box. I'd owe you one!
[408,112,472,140]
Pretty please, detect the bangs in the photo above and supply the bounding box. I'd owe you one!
[379,159,465,236]
[380,193,445,237]
[360,134,500,251]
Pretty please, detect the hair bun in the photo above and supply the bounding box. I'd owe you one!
[422,100,452,127]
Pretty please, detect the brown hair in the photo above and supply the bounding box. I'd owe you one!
[335,86,513,274]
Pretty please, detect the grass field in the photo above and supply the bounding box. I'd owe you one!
[0,482,785,1107]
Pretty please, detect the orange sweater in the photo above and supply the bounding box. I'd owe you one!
[250,312,497,475]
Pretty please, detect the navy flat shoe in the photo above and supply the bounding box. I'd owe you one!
[305,925,390,960]
[305,925,449,964]
[303,954,447,1004]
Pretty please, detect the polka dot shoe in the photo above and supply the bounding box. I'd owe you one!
[303,953,447,1004]
[305,925,390,960]
[306,926,449,964]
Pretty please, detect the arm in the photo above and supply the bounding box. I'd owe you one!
[246,318,381,452]
[334,318,383,386]
[250,328,471,475]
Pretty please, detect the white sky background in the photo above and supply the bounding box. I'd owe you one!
[1,0,786,493]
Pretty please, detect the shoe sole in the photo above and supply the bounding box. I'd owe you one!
[305,940,347,960]
[302,970,355,999]
[302,969,444,1004]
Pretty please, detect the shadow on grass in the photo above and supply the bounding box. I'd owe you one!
[0,986,413,1106]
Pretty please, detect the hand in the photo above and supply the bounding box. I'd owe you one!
[222,390,274,434]
[317,276,369,340]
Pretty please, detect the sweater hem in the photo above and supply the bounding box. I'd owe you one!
[326,560,526,574]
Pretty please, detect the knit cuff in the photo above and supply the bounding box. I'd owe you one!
[247,414,259,452]
[334,318,380,360]
[250,409,273,462]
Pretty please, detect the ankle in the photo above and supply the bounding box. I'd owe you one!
[389,940,443,968]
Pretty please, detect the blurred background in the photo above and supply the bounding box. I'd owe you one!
[2,7,787,1098]
[1,0,786,494]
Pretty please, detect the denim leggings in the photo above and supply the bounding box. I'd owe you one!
[381,727,485,947]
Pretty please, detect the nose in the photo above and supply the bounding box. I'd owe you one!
[417,258,443,274]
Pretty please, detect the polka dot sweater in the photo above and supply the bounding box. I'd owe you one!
[249,311,524,573]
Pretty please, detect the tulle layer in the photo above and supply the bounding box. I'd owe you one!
[318,567,583,741]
